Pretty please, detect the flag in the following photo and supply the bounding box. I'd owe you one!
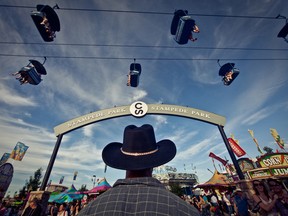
[248,129,264,154]
[270,128,285,149]
[73,171,78,181]
[228,138,246,157]
[59,176,64,184]
[0,153,10,166]
[209,152,228,166]
[10,142,29,161]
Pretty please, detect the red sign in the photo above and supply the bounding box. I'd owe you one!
[228,138,246,157]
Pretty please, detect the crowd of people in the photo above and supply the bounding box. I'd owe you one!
[1,124,288,216]
[0,199,83,216]
[2,177,286,216]
[178,178,288,216]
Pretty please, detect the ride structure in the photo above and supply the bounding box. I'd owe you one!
[218,60,240,86]
[170,9,200,45]
[31,4,60,42]
[127,59,142,87]
[276,15,288,43]
[12,58,47,85]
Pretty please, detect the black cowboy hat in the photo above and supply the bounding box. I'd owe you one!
[102,124,176,170]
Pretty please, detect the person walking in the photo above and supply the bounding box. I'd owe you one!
[57,203,68,216]
[78,124,200,216]
[233,188,249,216]
[22,198,42,216]
[252,180,278,216]
[267,179,288,216]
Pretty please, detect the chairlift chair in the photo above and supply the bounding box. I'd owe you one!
[171,10,188,35]
[127,60,142,87]
[12,59,47,85]
[170,9,199,45]
[218,63,240,86]
[31,4,60,42]
[277,23,288,43]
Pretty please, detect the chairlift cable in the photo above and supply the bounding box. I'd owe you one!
[0,42,287,52]
[0,53,287,61]
[0,4,279,19]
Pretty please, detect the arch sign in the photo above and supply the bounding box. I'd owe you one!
[42,101,243,191]
[54,101,226,136]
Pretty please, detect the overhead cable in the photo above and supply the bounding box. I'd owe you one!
[0,53,287,61]
[0,42,287,52]
[0,4,278,19]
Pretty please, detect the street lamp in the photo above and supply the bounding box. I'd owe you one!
[91,175,96,188]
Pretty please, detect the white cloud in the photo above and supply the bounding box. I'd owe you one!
[0,83,37,106]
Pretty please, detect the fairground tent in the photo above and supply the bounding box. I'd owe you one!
[49,184,83,203]
[195,170,234,188]
[87,178,111,194]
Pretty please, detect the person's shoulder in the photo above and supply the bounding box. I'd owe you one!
[252,193,259,200]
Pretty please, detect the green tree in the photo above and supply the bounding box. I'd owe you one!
[78,184,88,192]
[26,168,42,191]
[18,168,42,196]
[18,186,27,200]
[263,146,274,154]
[169,183,184,197]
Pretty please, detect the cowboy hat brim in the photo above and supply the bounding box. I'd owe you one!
[102,139,176,170]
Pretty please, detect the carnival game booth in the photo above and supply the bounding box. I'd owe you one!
[49,184,83,204]
[246,153,288,180]
[236,153,288,190]
[87,178,112,195]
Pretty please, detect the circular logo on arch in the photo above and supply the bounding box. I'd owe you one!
[130,101,148,117]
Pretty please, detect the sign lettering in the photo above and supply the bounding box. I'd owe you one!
[54,102,226,136]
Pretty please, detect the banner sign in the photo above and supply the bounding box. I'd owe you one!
[248,168,272,179]
[228,138,246,157]
[54,102,226,136]
[248,165,288,179]
[10,142,29,161]
[258,153,288,168]
[238,158,255,172]
[0,153,11,166]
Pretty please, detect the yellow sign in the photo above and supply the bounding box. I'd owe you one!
[258,153,288,168]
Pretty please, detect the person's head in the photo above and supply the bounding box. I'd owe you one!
[235,188,242,195]
[252,180,268,196]
[102,124,176,178]
[29,198,38,209]
[59,203,67,211]
[268,179,283,193]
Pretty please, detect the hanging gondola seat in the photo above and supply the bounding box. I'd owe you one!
[29,59,47,75]
[170,10,188,35]
[26,67,42,85]
[31,5,60,42]
[174,16,196,45]
[219,63,239,86]
[277,23,288,41]
[127,63,141,87]
[13,59,46,85]
[16,66,42,85]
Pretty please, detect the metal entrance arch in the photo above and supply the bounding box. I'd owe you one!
[40,101,244,190]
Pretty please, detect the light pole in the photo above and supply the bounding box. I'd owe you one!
[92,175,96,188]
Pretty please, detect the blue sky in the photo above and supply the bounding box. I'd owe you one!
[0,0,288,196]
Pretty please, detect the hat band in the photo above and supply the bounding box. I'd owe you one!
[120,147,158,156]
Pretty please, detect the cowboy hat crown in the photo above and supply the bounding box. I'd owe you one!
[102,124,176,170]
